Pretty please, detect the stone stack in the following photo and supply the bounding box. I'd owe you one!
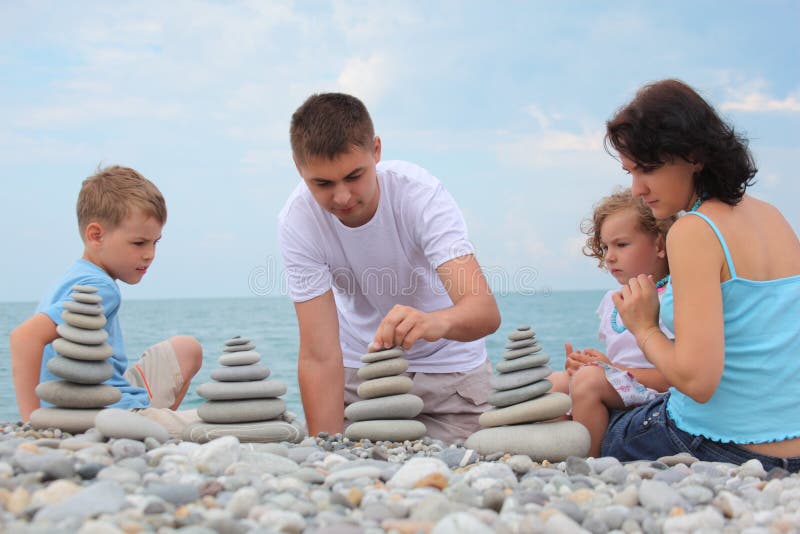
[31,285,120,434]
[465,325,590,460]
[344,347,426,442]
[183,336,304,443]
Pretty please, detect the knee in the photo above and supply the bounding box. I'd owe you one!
[570,365,606,401]
[548,371,570,394]
[169,335,203,374]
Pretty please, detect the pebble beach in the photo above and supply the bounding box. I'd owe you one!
[2,422,799,533]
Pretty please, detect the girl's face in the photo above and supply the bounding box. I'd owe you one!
[600,208,668,285]
[620,154,701,219]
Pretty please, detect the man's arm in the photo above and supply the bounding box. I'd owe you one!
[373,254,500,350]
[295,290,345,436]
[10,313,58,421]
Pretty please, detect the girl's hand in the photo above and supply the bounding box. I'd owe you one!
[583,348,611,365]
[612,274,661,337]
[564,342,583,375]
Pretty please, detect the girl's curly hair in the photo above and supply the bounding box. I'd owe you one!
[582,188,675,269]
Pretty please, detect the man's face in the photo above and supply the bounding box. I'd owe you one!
[296,138,382,228]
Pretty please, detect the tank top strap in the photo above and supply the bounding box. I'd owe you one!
[685,211,737,278]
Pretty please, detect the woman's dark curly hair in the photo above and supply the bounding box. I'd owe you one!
[605,79,757,206]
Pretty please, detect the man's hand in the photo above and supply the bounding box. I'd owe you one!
[372,305,449,350]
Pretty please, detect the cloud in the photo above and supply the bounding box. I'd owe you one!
[494,129,603,168]
[721,90,800,112]
[718,77,800,113]
[337,53,391,103]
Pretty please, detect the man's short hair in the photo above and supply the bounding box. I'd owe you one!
[290,93,375,166]
[77,165,167,236]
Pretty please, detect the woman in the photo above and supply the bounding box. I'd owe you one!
[602,79,800,469]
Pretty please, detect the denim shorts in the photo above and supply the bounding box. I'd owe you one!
[601,393,800,471]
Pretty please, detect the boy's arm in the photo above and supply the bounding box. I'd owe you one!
[10,313,58,421]
[373,254,500,350]
[295,290,345,437]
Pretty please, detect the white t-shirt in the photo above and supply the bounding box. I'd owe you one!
[596,289,674,369]
[278,160,487,372]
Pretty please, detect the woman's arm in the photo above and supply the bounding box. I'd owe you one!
[615,216,726,402]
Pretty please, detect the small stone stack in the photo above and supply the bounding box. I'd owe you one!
[465,325,590,460]
[184,336,304,443]
[345,347,426,442]
[31,285,120,434]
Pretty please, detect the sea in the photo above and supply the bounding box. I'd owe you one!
[0,291,606,424]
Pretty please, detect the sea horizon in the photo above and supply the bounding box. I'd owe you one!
[0,290,607,424]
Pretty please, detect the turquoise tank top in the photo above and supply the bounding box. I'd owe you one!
[661,212,800,443]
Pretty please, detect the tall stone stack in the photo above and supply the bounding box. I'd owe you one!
[465,325,590,460]
[183,336,304,443]
[31,285,121,434]
[344,347,426,442]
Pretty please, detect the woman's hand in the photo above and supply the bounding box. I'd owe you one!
[612,274,661,338]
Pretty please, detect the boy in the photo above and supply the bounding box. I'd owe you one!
[10,166,202,437]
[279,93,501,442]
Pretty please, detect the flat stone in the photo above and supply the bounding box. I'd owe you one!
[31,407,102,434]
[505,339,537,350]
[345,394,423,422]
[479,392,571,427]
[34,480,125,523]
[63,300,104,315]
[183,420,305,444]
[356,358,409,380]
[496,353,550,373]
[95,408,171,442]
[197,379,287,400]
[225,337,251,346]
[490,365,552,391]
[357,376,413,399]
[70,291,102,304]
[71,284,99,293]
[198,398,286,423]
[52,338,113,361]
[223,343,257,353]
[345,420,427,442]
[508,329,536,341]
[361,347,405,364]
[211,364,270,382]
[488,379,552,407]
[36,381,121,408]
[218,350,261,366]
[47,355,114,384]
[62,310,106,329]
[503,345,543,360]
[56,323,108,345]
[465,421,590,461]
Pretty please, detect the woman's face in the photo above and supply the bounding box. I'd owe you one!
[620,154,701,218]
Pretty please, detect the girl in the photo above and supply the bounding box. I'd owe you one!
[604,79,800,468]
[551,188,674,457]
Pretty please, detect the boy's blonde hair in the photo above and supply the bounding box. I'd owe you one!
[581,188,675,269]
[77,166,167,237]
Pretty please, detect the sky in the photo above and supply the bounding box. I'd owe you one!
[1,0,798,303]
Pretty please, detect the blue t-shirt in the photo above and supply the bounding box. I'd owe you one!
[37,259,150,409]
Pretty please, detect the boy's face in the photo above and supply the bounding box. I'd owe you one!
[83,208,163,285]
[600,208,667,285]
[295,137,381,228]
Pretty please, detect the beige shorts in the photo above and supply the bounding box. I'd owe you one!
[124,340,200,438]
[344,359,492,444]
